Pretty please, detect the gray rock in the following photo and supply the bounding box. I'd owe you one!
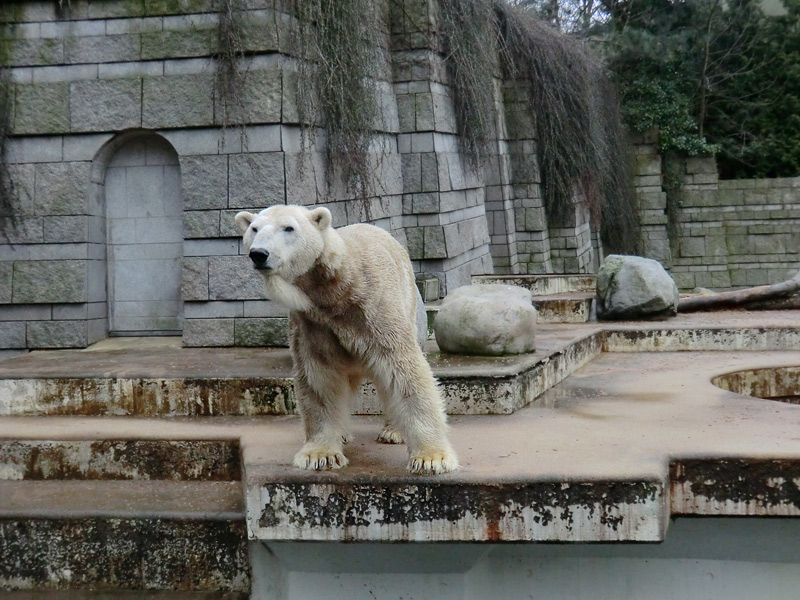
[434,284,537,356]
[596,255,679,320]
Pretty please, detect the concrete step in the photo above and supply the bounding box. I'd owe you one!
[472,274,596,295]
[532,292,594,323]
[425,291,595,325]
[471,274,596,323]
[0,439,248,596]
[0,331,598,417]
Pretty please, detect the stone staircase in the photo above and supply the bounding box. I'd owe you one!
[0,439,248,598]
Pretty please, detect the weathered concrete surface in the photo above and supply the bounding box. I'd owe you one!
[1,310,800,547]
[712,366,800,402]
[0,439,240,481]
[473,274,596,295]
[0,518,249,593]
[532,292,594,324]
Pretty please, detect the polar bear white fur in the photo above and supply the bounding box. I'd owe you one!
[235,205,458,475]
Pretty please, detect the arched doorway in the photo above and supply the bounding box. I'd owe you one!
[104,134,183,335]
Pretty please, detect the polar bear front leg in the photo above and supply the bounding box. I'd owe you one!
[292,371,351,471]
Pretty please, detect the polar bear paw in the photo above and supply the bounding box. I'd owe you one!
[293,444,349,470]
[376,425,404,445]
[408,448,459,475]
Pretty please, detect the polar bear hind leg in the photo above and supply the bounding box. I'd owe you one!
[371,348,458,474]
[376,422,405,444]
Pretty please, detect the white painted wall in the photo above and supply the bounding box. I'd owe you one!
[252,518,800,599]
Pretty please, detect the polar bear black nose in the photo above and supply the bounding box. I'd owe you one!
[249,248,269,268]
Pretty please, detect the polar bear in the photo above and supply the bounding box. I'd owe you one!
[235,205,458,475]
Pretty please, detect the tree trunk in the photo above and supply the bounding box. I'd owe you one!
[678,270,800,312]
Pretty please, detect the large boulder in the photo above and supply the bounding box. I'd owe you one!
[434,284,537,355]
[597,255,679,320]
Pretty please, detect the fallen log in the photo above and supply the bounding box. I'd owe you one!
[678,270,800,312]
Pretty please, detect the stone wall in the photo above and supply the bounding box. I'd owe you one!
[671,172,800,290]
[0,0,599,350]
[632,136,800,290]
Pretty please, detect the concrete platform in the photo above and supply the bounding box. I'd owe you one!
[1,310,799,553]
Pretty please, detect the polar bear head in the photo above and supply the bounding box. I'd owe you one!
[234,205,335,282]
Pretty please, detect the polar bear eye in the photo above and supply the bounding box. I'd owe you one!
[283,226,294,232]
[251,226,258,233]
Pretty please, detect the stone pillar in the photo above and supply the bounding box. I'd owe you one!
[390,0,493,295]
[632,131,672,268]
[547,192,596,274]
[501,79,553,275]
[669,155,726,290]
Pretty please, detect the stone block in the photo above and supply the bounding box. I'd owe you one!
[218,67,282,126]
[3,164,35,217]
[635,154,661,177]
[228,153,285,208]
[44,216,90,243]
[240,10,280,53]
[0,321,26,349]
[284,153,325,206]
[705,236,729,259]
[70,78,142,132]
[401,154,422,194]
[182,318,234,347]
[0,217,43,244]
[181,155,229,210]
[0,262,11,303]
[396,94,416,132]
[208,255,265,300]
[8,39,63,67]
[12,260,87,304]
[141,28,217,60]
[638,191,667,211]
[411,192,439,214]
[184,210,220,239]
[415,92,434,130]
[679,237,705,258]
[406,226,424,260]
[13,83,69,135]
[26,320,88,349]
[143,74,215,129]
[234,317,289,347]
[65,34,140,64]
[279,67,303,125]
[34,162,91,216]
[182,257,209,301]
[423,226,446,259]
[685,156,717,174]
[184,300,243,319]
[420,153,439,192]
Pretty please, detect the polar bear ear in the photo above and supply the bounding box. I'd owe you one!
[308,207,332,231]
[234,211,256,234]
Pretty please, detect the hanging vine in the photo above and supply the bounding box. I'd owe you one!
[292,0,384,200]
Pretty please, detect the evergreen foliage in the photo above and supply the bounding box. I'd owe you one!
[605,0,800,178]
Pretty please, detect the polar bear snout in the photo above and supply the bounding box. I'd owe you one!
[249,248,270,270]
